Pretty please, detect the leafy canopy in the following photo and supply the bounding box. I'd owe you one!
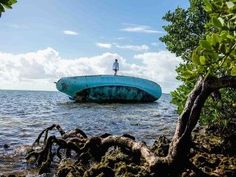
[0,0,17,17]
[192,0,236,78]
[161,0,236,125]
[191,0,236,125]
[160,0,209,114]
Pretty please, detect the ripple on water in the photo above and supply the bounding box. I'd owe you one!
[0,90,178,174]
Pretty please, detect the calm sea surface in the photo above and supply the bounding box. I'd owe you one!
[0,90,178,174]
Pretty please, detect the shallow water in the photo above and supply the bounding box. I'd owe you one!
[0,90,178,174]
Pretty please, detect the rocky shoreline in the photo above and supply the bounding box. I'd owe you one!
[183,124,236,177]
[1,124,235,177]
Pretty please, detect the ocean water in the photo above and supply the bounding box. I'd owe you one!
[0,90,178,174]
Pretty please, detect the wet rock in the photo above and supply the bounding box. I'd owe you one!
[57,159,85,177]
[151,135,170,157]
[222,134,236,155]
[185,125,236,177]
[3,144,9,149]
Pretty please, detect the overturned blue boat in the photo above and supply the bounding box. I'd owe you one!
[56,75,162,103]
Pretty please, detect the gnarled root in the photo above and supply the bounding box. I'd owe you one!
[33,124,65,146]
[27,125,171,176]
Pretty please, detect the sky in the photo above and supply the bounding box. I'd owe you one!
[0,0,189,93]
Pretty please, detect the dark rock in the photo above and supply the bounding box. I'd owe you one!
[222,134,236,155]
[223,169,236,177]
[151,135,170,157]
[122,134,135,140]
[197,156,205,163]
[3,144,9,149]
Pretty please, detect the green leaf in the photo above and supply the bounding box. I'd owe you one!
[212,34,219,45]
[226,1,235,9]
[200,40,212,50]
[220,31,228,39]
[0,0,17,17]
[227,34,234,39]
[192,51,200,64]
[200,56,206,65]
[0,4,5,13]
[10,0,17,4]
[2,3,12,9]
[203,0,212,12]
[0,0,9,5]
[206,35,212,43]
[212,17,222,28]
[231,66,236,76]
[210,51,219,61]
[218,17,224,26]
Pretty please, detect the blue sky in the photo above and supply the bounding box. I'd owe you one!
[0,0,189,92]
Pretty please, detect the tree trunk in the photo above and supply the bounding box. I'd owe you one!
[163,76,236,173]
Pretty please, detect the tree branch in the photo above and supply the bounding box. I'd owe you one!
[171,78,203,140]
[185,76,236,134]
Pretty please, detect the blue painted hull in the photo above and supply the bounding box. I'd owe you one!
[56,75,162,102]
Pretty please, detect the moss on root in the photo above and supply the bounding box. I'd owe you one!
[181,125,236,177]
[3,124,235,177]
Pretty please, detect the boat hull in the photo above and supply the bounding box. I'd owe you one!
[75,85,156,103]
[56,75,162,103]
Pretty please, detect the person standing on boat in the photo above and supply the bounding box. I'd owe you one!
[113,59,119,76]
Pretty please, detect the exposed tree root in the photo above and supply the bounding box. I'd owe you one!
[26,124,168,176]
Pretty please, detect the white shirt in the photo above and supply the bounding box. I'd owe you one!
[113,61,119,70]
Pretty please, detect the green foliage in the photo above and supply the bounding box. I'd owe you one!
[161,0,236,125]
[161,0,209,115]
[200,88,236,125]
[160,0,208,61]
[192,0,236,78]
[194,0,236,125]
[0,0,17,17]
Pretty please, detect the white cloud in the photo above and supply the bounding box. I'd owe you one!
[114,43,149,52]
[96,42,150,52]
[0,48,181,92]
[5,23,29,29]
[96,43,112,49]
[121,24,163,34]
[133,52,181,92]
[63,30,79,36]
[0,48,121,91]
